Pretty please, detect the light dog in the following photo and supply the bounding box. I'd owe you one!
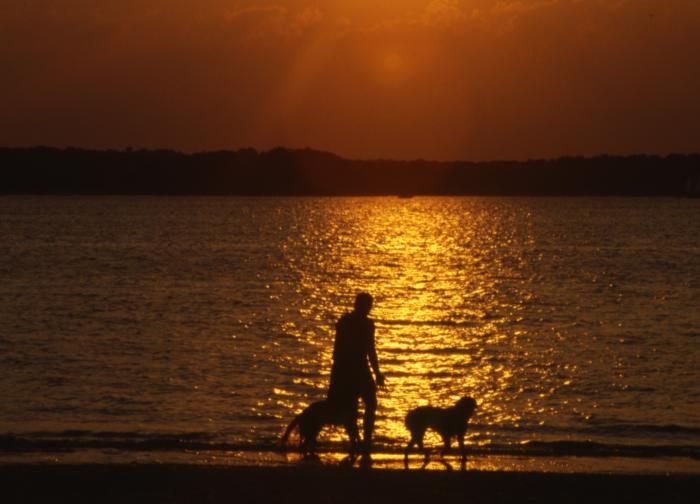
[404,396,477,469]
[281,399,359,459]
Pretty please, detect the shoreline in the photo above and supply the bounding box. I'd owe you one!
[2,448,700,476]
[2,463,699,504]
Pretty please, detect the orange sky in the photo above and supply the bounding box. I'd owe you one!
[2,1,699,160]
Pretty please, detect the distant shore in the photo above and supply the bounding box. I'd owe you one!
[2,147,699,196]
[2,464,699,504]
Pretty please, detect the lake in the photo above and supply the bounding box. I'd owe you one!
[1,196,699,471]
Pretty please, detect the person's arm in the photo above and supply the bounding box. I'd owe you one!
[368,321,385,386]
[332,320,341,361]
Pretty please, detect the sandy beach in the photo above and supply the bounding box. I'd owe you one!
[3,464,699,504]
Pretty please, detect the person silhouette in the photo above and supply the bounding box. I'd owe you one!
[327,293,385,457]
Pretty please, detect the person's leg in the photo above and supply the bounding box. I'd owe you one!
[360,386,377,453]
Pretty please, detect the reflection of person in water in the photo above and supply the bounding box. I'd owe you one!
[327,292,385,455]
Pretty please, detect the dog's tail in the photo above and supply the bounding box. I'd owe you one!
[280,414,300,448]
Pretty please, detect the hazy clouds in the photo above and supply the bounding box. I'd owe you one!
[2,0,699,159]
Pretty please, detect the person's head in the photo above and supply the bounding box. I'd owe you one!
[354,292,373,316]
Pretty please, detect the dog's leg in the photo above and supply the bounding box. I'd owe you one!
[438,437,454,471]
[458,434,467,471]
[299,435,308,457]
[300,431,318,459]
[418,437,430,469]
[308,436,317,458]
[440,436,451,459]
[404,439,416,470]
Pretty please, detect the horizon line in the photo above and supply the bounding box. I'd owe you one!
[2,145,699,165]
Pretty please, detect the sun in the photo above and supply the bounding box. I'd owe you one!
[373,50,411,86]
[383,52,405,74]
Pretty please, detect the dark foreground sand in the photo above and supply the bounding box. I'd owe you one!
[2,464,698,504]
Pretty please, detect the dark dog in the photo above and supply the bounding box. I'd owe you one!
[404,396,477,469]
[281,398,360,459]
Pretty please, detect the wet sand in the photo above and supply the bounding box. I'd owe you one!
[2,464,698,504]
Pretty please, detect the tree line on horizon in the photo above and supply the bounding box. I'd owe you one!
[1,146,699,196]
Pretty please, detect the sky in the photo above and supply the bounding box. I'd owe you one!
[2,0,699,161]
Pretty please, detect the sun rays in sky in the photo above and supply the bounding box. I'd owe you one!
[1,1,699,159]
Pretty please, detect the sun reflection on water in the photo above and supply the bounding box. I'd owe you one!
[2,197,699,469]
[273,198,541,449]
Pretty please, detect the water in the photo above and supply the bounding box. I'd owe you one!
[1,196,699,471]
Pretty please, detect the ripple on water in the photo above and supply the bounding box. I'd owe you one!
[0,196,699,456]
